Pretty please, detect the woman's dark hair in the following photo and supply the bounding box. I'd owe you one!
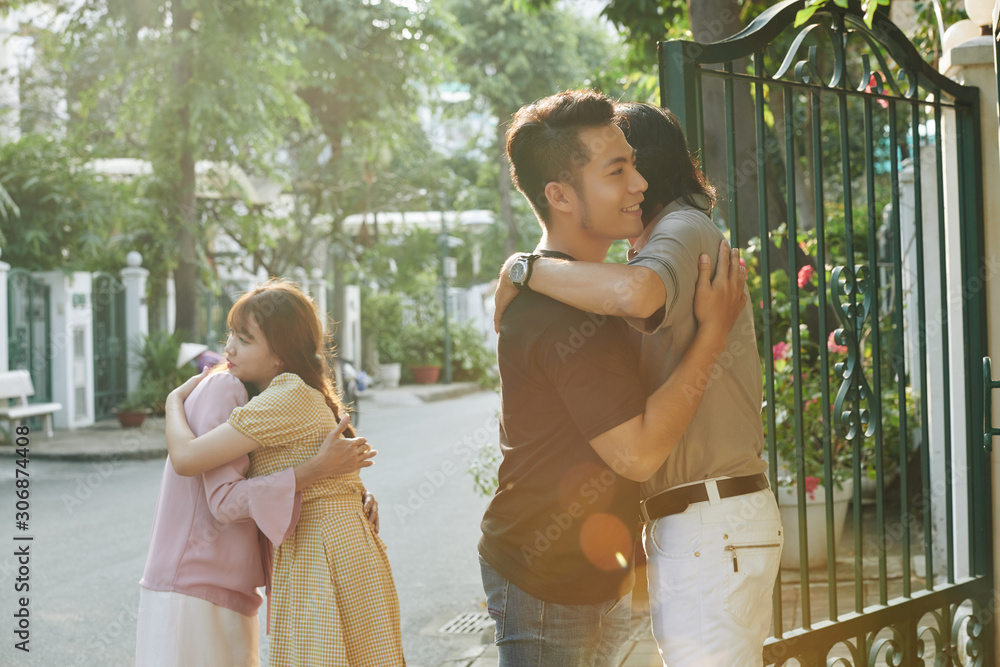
[614,102,716,222]
[506,89,616,226]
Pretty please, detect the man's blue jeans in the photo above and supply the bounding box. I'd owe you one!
[479,556,632,667]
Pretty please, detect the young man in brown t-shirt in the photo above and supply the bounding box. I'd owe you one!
[481,90,749,666]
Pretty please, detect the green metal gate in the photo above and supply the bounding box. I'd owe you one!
[6,269,53,403]
[200,279,244,348]
[659,1,990,663]
[92,272,127,420]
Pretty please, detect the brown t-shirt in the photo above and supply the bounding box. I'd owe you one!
[627,198,767,498]
[480,290,645,605]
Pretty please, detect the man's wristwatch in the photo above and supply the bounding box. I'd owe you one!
[509,253,540,292]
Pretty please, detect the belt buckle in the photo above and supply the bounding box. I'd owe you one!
[639,499,652,524]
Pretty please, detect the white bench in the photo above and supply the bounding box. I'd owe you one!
[0,370,63,438]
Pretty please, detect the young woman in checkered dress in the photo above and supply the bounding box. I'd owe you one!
[164,280,405,666]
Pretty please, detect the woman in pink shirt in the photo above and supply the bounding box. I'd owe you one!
[135,369,375,666]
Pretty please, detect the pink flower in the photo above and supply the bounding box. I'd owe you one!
[864,73,890,109]
[828,331,848,355]
[797,264,814,288]
[804,475,821,501]
[772,342,791,361]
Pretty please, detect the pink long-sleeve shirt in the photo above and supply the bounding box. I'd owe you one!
[139,371,301,616]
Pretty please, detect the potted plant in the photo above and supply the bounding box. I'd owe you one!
[767,328,855,570]
[131,331,198,414]
[362,292,405,388]
[114,386,158,428]
[400,318,445,384]
[748,227,914,570]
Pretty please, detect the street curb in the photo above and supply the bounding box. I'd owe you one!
[0,446,167,462]
[416,383,486,403]
[0,384,488,463]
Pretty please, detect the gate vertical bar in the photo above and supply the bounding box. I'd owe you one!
[862,88,888,606]
[752,47,782,639]
[910,97,934,593]
[785,85,811,626]
[887,99,912,601]
[811,82,839,622]
[723,62,739,244]
[933,94,956,585]
[836,82,865,616]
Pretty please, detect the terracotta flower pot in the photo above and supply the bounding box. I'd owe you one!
[114,409,151,428]
[410,365,441,384]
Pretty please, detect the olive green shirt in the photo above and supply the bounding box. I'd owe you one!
[626,198,767,498]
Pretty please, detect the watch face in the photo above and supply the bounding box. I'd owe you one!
[510,261,526,284]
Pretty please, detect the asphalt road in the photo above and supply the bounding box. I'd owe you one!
[0,390,499,667]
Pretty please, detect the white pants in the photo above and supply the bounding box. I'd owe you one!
[644,486,782,667]
[135,588,260,667]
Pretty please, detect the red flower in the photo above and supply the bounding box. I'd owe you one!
[827,331,848,355]
[797,264,814,288]
[772,341,791,361]
[864,73,890,109]
[804,475,820,501]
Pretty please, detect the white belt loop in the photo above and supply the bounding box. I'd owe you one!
[705,479,722,506]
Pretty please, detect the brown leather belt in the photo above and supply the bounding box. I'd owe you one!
[639,473,770,523]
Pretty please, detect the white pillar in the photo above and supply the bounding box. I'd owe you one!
[165,274,176,334]
[310,268,328,333]
[0,249,9,372]
[943,28,1000,650]
[121,251,149,393]
[341,284,361,366]
[35,271,94,429]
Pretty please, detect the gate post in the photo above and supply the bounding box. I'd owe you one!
[341,284,361,367]
[309,268,328,333]
[121,251,149,393]
[944,29,1000,659]
[34,271,94,429]
[0,249,8,373]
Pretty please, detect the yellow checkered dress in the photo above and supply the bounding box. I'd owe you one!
[229,373,405,666]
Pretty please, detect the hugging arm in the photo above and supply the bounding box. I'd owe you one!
[494,256,665,332]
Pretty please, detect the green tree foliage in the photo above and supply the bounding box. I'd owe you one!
[443,0,625,254]
[51,0,310,335]
[0,134,148,271]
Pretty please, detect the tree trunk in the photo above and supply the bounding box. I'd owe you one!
[170,3,200,338]
[687,0,762,248]
[496,119,517,256]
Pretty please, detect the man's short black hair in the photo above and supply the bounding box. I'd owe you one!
[614,102,716,221]
[506,90,616,225]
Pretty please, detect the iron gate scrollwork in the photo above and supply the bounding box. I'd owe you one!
[92,272,127,420]
[659,1,991,664]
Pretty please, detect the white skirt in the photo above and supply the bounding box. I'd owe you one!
[135,588,260,667]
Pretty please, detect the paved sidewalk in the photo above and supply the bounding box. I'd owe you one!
[446,610,662,667]
[0,381,482,461]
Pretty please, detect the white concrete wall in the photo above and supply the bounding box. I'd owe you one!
[341,284,361,366]
[35,271,94,429]
[121,252,149,393]
[0,255,8,373]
